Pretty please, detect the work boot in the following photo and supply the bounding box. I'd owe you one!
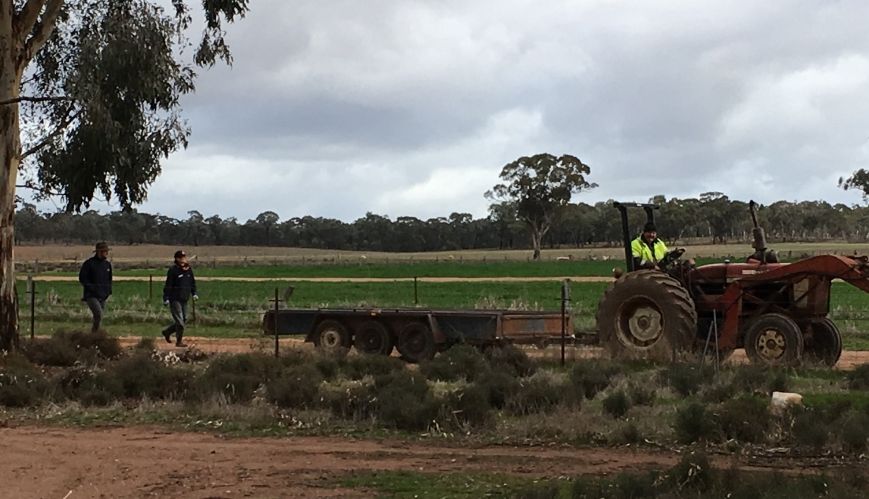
[161,327,173,344]
[175,329,187,348]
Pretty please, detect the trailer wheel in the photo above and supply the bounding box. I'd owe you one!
[596,270,697,362]
[314,319,350,353]
[354,320,394,356]
[744,313,804,367]
[803,317,842,367]
[397,322,436,363]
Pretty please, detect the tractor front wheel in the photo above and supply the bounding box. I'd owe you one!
[596,270,697,362]
[744,313,804,367]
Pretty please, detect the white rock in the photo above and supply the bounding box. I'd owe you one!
[770,391,803,415]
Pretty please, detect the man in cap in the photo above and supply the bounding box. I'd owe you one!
[161,250,198,347]
[631,222,669,270]
[78,242,113,333]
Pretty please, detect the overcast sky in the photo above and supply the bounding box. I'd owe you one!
[44,0,869,221]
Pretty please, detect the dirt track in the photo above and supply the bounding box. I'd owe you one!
[24,275,613,283]
[0,425,852,499]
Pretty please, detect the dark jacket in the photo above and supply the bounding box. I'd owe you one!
[163,264,197,303]
[79,255,113,300]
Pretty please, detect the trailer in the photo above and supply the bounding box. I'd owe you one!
[262,308,571,363]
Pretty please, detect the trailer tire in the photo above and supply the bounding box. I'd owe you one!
[314,319,351,353]
[354,320,394,356]
[397,322,436,363]
[596,270,697,362]
[802,317,842,367]
[744,313,804,367]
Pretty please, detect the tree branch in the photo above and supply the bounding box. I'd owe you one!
[20,107,81,159]
[15,183,63,197]
[13,0,48,44]
[0,95,70,106]
[20,0,63,66]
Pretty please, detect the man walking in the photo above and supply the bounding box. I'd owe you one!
[79,242,112,333]
[162,250,197,347]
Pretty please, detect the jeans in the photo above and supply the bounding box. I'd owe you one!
[85,297,106,333]
[163,300,187,335]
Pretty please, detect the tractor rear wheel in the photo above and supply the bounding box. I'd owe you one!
[596,270,697,362]
[744,313,804,367]
[802,317,842,367]
[354,320,394,356]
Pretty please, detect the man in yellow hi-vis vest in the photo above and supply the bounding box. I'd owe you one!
[631,222,668,270]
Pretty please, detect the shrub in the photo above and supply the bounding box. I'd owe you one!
[134,337,156,351]
[667,450,714,492]
[0,358,48,407]
[674,402,718,444]
[729,365,790,394]
[475,369,520,409]
[507,372,564,415]
[602,390,631,418]
[663,365,713,397]
[847,363,869,390]
[108,353,189,399]
[441,384,492,428]
[23,330,121,366]
[266,364,323,409]
[613,422,642,445]
[484,344,535,377]
[324,381,376,420]
[569,359,620,400]
[627,383,656,406]
[839,412,869,453]
[196,353,283,403]
[343,354,405,380]
[717,396,770,443]
[791,408,828,451]
[420,344,488,382]
[374,370,437,430]
[54,365,123,406]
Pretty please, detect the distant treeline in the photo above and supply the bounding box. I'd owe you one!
[14,193,869,251]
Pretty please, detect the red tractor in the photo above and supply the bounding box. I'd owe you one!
[596,201,869,367]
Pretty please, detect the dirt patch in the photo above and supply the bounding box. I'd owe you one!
[25,275,613,283]
[0,425,849,498]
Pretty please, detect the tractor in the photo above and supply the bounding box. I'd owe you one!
[596,201,869,367]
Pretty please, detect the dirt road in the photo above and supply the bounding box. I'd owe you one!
[23,275,613,283]
[0,425,849,498]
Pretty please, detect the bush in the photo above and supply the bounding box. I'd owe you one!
[602,390,631,418]
[507,372,564,415]
[323,381,376,420]
[484,344,535,377]
[729,365,790,394]
[667,450,714,492]
[266,364,324,409]
[374,370,437,430]
[196,353,283,403]
[717,396,770,443]
[475,369,520,409]
[791,408,828,451]
[847,363,869,390]
[0,357,48,407]
[839,412,869,453]
[663,365,713,397]
[613,422,642,445]
[134,337,156,351]
[23,330,121,367]
[627,383,656,406]
[441,384,492,428]
[107,352,189,399]
[343,354,405,380]
[420,344,488,382]
[569,359,620,400]
[53,365,123,406]
[674,402,718,444]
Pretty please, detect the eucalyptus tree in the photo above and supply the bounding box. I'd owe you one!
[0,0,249,349]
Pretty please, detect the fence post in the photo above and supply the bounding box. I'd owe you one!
[28,275,36,340]
[414,276,418,305]
[148,275,153,300]
[273,287,280,358]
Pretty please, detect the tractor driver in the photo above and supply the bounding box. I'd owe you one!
[631,222,668,270]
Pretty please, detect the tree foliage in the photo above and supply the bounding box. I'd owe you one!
[487,153,596,260]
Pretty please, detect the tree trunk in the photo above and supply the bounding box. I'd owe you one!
[530,226,542,261]
[0,8,21,350]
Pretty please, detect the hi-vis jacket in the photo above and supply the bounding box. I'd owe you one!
[631,236,668,267]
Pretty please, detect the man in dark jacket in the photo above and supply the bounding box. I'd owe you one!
[162,250,198,347]
[79,242,112,333]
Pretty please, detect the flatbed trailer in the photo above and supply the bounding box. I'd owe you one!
[262,307,572,362]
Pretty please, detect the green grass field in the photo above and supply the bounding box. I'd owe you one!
[22,278,869,349]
